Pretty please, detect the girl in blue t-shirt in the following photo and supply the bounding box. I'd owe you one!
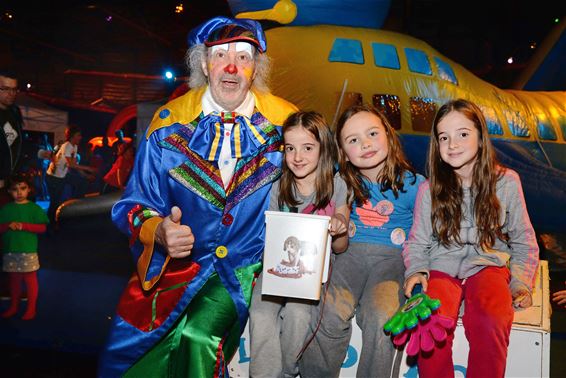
[300,104,424,378]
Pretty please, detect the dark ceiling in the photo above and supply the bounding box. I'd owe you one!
[1,0,563,112]
[1,1,233,110]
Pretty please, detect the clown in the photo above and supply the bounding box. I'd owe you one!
[98,16,297,377]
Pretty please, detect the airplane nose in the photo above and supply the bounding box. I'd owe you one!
[224,64,237,74]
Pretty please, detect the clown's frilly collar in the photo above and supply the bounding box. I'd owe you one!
[146,86,297,138]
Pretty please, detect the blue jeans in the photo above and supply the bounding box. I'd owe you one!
[45,174,65,223]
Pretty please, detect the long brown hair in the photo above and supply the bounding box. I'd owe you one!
[278,111,336,210]
[428,98,505,248]
[335,104,416,206]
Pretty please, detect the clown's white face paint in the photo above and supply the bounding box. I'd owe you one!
[209,42,253,56]
[235,42,253,55]
[204,42,256,111]
[209,43,229,55]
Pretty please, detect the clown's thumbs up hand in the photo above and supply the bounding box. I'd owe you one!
[155,206,195,258]
[168,206,182,224]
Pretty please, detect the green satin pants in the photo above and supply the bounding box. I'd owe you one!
[124,271,251,378]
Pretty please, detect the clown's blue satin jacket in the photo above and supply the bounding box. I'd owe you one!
[98,86,297,376]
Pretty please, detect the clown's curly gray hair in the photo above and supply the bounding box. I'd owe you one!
[185,44,270,93]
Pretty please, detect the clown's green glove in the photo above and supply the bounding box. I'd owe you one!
[383,293,441,336]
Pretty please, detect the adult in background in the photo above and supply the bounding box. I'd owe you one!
[45,125,96,224]
[0,70,23,206]
[98,16,297,377]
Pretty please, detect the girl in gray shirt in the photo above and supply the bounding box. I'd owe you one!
[403,99,539,378]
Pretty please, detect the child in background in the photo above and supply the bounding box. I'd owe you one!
[101,141,134,194]
[249,111,350,378]
[403,99,539,378]
[300,104,425,378]
[0,174,49,320]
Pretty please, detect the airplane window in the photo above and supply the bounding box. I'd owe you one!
[479,105,503,135]
[504,110,530,137]
[336,92,364,120]
[328,38,364,64]
[434,57,458,85]
[536,116,557,140]
[371,43,400,70]
[404,48,432,76]
[372,94,401,130]
[410,97,437,132]
[486,120,503,135]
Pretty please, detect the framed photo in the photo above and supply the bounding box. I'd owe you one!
[261,211,331,300]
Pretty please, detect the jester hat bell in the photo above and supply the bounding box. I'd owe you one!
[187,16,267,53]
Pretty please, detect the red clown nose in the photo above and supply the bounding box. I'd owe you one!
[224,63,237,74]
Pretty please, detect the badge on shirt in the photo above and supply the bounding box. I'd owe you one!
[3,121,18,146]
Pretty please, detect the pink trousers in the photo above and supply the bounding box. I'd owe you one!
[417,267,514,378]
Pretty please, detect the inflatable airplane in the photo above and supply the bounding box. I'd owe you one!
[62,0,565,234]
[235,0,566,233]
